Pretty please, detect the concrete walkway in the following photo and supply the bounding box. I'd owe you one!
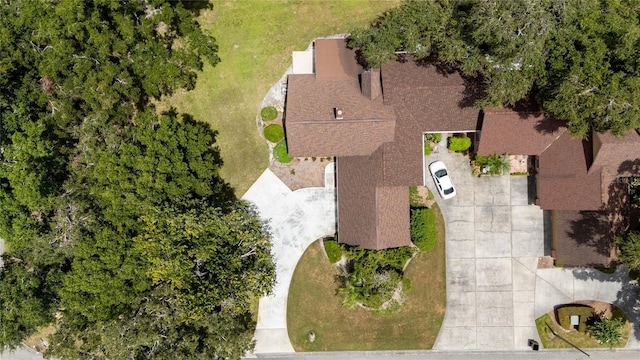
[242,169,336,353]
[427,152,640,350]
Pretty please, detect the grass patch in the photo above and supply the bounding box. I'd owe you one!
[261,106,278,121]
[323,239,342,263]
[287,203,445,351]
[556,305,593,332]
[161,0,400,195]
[273,142,293,163]
[536,312,630,349]
[263,124,284,142]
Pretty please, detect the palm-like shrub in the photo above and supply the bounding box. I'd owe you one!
[473,153,510,175]
[588,316,624,345]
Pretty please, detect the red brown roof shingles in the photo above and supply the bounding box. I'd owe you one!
[286,39,480,249]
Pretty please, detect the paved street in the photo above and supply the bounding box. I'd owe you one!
[255,349,640,360]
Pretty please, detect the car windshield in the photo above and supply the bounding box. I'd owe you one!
[435,169,447,178]
[444,187,454,195]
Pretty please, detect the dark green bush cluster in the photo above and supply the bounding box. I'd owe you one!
[337,245,416,313]
[410,208,437,252]
[448,136,471,152]
[273,142,293,163]
[264,124,285,142]
[324,239,342,263]
[261,106,278,121]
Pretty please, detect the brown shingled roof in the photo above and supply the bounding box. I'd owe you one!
[285,40,481,249]
[381,59,481,132]
[336,153,411,249]
[477,109,566,156]
[285,41,397,157]
[552,210,613,267]
[537,132,603,210]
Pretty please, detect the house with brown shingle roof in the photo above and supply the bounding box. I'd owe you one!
[285,38,478,249]
[284,38,640,261]
[478,109,640,266]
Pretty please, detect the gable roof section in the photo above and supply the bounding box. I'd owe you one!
[552,210,613,267]
[336,152,411,249]
[477,108,567,156]
[537,132,603,210]
[591,130,640,178]
[285,39,396,157]
[381,59,480,132]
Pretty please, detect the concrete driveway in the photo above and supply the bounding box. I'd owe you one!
[242,168,336,353]
[427,152,640,350]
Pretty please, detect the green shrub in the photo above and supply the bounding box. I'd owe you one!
[337,245,416,312]
[273,142,293,163]
[588,316,625,345]
[261,106,278,121]
[410,208,437,252]
[424,133,442,143]
[448,137,471,152]
[324,240,342,263]
[556,305,593,332]
[264,124,284,142]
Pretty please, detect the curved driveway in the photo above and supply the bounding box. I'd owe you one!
[427,152,640,350]
[242,168,336,353]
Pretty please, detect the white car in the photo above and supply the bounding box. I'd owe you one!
[429,161,456,199]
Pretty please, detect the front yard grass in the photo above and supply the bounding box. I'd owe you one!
[161,0,400,195]
[287,204,446,351]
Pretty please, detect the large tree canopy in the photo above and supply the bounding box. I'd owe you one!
[0,1,274,359]
[349,0,640,137]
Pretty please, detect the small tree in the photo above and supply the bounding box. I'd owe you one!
[588,316,624,346]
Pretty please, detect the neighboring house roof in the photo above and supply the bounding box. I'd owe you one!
[284,39,479,249]
[537,132,603,210]
[553,210,613,267]
[477,108,566,156]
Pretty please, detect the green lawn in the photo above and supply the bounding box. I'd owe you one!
[162,0,400,195]
[287,205,446,351]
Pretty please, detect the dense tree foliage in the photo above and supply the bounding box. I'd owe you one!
[349,0,640,137]
[0,1,274,358]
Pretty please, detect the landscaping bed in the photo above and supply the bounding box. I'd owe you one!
[536,301,631,348]
[287,203,446,351]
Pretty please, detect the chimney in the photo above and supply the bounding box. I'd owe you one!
[361,69,381,100]
[334,108,344,120]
